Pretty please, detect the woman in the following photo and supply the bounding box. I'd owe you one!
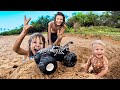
[47,12,66,46]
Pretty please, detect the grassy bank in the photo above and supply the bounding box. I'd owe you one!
[66,26,120,41]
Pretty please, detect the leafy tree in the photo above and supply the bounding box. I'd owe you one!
[109,11,120,28]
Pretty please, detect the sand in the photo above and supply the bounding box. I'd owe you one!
[0,33,120,79]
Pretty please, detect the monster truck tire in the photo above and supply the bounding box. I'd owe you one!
[63,52,77,67]
[38,56,57,75]
[34,53,41,64]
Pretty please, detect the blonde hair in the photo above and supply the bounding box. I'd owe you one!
[92,40,105,48]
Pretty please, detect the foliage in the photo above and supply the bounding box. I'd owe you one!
[1,11,120,38]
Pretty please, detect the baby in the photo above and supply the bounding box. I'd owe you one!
[82,40,108,78]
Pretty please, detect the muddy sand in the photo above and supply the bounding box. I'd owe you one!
[0,33,120,79]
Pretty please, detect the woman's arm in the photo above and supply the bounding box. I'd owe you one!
[12,15,33,56]
[59,24,66,35]
[48,22,52,46]
[53,30,64,46]
[53,24,66,46]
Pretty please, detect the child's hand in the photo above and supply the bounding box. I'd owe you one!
[23,15,33,34]
[95,75,101,79]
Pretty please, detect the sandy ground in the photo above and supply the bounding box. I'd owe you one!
[0,33,120,79]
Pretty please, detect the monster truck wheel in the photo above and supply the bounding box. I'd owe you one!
[38,56,57,75]
[34,53,41,64]
[63,52,77,67]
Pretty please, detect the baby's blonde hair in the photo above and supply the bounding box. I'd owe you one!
[92,40,105,48]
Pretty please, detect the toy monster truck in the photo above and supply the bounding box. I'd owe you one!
[34,41,77,75]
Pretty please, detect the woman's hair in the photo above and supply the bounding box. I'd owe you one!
[92,40,105,48]
[54,12,65,26]
[28,32,45,57]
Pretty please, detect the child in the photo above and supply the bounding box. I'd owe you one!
[82,40,108,78]
[12,15,46,61]
[47,12,66,46]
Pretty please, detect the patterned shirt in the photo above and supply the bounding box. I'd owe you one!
[86,55,108,74]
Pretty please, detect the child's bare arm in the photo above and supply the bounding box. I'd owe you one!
[84,57,92,72]
[12,15,33,55]
[96,68,108,78]
[96,57,108,78]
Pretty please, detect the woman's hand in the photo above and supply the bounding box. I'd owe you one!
[57,30,65,39]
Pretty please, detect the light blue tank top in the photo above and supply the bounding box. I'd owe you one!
[22,56,34,63]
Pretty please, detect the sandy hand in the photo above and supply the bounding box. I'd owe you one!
[57,30,65,39]
[23,15,33,34]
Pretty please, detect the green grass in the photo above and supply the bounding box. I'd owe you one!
[66,26,120,41]
[0,26,120,41]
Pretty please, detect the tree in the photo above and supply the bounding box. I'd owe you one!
[109,11,120,28]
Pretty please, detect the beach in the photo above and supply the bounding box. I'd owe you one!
[0,33,120,79]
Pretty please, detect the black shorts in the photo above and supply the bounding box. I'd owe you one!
[51,33,57,43]
[48,33,57,45]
